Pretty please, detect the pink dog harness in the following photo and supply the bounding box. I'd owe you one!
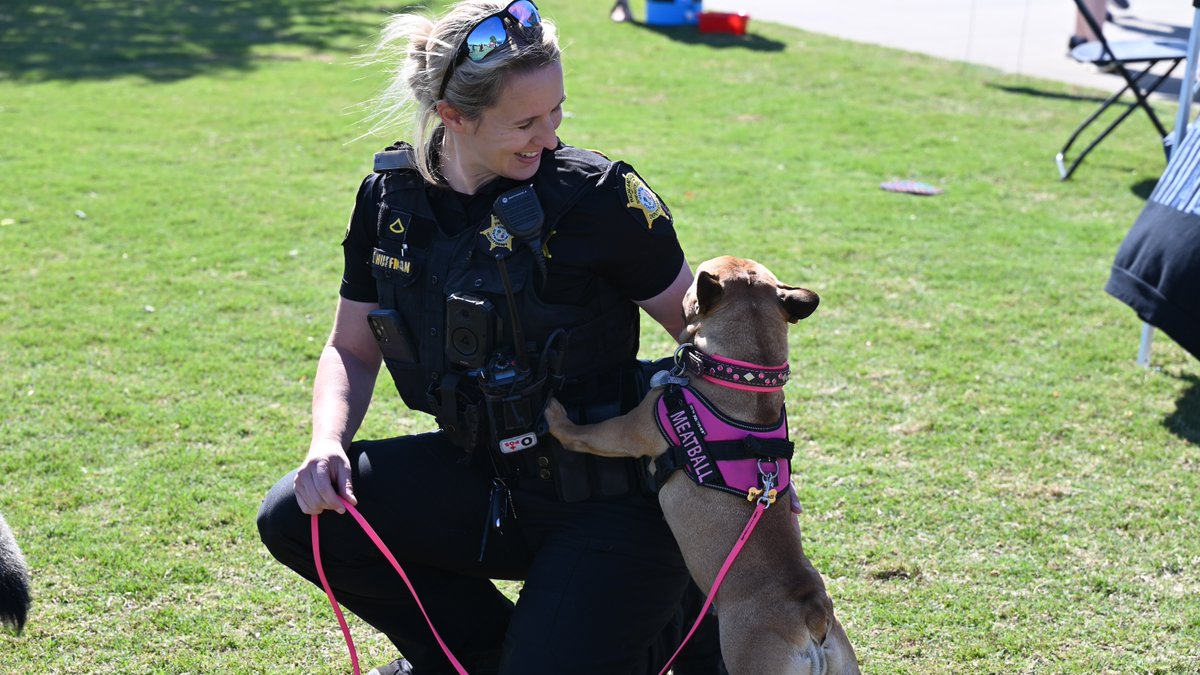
[653,384,794,501]
[651,345,795,501]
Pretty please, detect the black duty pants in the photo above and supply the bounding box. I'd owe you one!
[257,431,694,675]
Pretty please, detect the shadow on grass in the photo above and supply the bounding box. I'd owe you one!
[631,21,786,52]
[0,0,409,83]
[990,67,1187,101]
[1130,178,1157,200]
[989,83,1106,104]
[1165,374,1200,446]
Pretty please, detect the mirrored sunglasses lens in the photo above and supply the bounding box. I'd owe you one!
[464,15,506,62]
[508,1,541,27]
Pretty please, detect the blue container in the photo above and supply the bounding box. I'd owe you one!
[646,0,701,26]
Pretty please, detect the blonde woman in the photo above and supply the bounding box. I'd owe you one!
[256,2,712,673]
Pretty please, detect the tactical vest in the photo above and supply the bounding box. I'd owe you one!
[369,142,641,454]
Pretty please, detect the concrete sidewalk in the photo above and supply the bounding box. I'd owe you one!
[702,0,1196,100]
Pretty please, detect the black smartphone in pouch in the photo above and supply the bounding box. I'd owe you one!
[367,309,417,363]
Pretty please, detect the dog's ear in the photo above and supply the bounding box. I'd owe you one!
[695,270,723,315]
[778,285,819,323]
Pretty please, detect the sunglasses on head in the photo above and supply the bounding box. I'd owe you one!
[437,0,543,101]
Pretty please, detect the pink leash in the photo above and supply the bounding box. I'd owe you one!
[656,499,768,675]
[311,496,469,675]
[312,495,768,675]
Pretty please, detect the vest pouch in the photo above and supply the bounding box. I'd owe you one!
[482,372,549,454]
[372,249,436,415]
[371,246,425,353]
[432,372,484,451]
[381,358,431,419]
[444,251,530,300]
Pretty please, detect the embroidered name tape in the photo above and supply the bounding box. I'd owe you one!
[372,248,412,274]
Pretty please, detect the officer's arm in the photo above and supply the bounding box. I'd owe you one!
[312,297,383,444]
[296,297,383,515]
[635,260,693,344]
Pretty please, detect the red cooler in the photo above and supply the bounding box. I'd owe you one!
[698,11,749,35]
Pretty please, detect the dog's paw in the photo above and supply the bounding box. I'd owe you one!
[542,397,571,435]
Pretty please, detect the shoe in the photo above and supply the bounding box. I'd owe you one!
[610,0,630,22]
[367,659,415,675]
[1068,35,1088,51]
[1112,0,1130,9]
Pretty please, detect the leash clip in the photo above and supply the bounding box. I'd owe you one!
[747,460,779,507]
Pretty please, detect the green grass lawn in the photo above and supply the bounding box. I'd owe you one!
[2,1,1198,673]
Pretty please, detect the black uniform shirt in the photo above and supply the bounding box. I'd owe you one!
[339,146,686,310]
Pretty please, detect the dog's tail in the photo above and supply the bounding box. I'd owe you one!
[0,512,31,634]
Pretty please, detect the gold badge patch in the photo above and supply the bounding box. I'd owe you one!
[481,215,514,251]
[624,172,666,228]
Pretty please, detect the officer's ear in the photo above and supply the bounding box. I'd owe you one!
[436,101,472,133]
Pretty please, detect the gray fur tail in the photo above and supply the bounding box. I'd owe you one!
[0,512,30,634]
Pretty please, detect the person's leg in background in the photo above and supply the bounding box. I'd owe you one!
[1071,0,1110,48]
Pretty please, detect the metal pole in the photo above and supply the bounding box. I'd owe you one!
[1136,322,1155,367]
[1171,2,1200,151]
[1143,2,1200,367]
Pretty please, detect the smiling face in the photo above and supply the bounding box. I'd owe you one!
[443,60,565,191]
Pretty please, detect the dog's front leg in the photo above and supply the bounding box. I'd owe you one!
[543,395,667,459]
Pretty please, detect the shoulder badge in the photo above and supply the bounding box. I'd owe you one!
[480,214,514,252]
[624,172,666,228]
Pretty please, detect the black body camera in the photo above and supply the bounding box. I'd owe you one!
[445,293,497,370]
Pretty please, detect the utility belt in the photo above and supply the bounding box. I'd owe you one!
[496,358,662,502]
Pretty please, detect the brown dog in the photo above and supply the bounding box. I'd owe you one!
[544,256,859,675]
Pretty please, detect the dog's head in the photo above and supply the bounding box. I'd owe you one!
[681,257,819,357]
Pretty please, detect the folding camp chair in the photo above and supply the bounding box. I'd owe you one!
[1056,0,1190,180]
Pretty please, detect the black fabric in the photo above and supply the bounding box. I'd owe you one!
[1106,202,1200,360]
[1105,123,1200,361]
[257,432,693,675]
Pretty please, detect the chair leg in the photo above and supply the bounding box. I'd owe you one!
[1111,59,1181,139]
[1058,81,1139,179]
[1057,58,1182,180]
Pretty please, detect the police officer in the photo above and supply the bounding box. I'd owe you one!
[256,2,716,674]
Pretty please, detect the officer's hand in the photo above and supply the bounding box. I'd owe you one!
[294,441,358,515]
